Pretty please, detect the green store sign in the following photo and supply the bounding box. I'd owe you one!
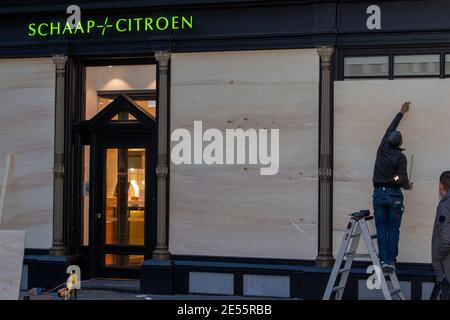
[28,15,193,37]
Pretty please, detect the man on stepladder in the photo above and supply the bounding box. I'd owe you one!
[372,102,413,274]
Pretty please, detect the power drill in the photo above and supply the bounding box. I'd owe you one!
[350,209,370,219]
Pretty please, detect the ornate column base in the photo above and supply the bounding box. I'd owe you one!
[152,245,171,260]
[49,243,66,256]
[315,253,335,268]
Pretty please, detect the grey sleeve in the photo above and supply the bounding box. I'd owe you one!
[437,204,450,260]
[432,261,445,282]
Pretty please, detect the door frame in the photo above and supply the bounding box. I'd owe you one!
[74,92,158,278]
[67,56,159,279]
[90,133,157,278]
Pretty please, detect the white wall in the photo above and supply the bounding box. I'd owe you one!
[169,49,319,259]
[334,79,450,263]
[0,58,55,249]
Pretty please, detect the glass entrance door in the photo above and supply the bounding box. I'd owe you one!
[104,147,146,268]
[91,135,156,278]
[79,91,157,278]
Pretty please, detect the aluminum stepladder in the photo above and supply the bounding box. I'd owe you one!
[323,210,405,300]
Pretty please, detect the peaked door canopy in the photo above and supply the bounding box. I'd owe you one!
[76,94,156,136]
[89,94,155,126]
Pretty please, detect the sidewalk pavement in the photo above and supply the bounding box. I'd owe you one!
[20,278,290,300]
[21,289,285,300]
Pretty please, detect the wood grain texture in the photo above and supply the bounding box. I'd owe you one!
[0,58,54,249]
[334,79,450,263]
[169,49,320,259]
[0,230,25,300]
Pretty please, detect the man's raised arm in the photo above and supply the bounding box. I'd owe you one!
[381,101,410,142]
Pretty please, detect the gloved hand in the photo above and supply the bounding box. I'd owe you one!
[404,182,413,190]
[400,102,411,114]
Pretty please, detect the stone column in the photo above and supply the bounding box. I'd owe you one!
[152,51,171,260]
[50,55,67,256]
[315,47,335,267]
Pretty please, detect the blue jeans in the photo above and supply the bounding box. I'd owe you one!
[372,187,404,265]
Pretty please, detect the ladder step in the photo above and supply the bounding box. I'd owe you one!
[371,234,377,239]
[350,233,360,238]
[332,285,345,292]
[390,289,402,296]
[344,252,371,259]
[338,267,351,274]
[353,254,370,259]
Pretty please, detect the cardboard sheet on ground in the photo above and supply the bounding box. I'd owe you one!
[0,230,25,300]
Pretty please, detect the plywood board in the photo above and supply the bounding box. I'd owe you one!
[0,230,25,300]
[335,79,450,263]
[0,58,54,249]
[169,49,320,259]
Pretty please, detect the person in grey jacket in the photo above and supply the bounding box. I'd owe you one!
[432,171,450,300]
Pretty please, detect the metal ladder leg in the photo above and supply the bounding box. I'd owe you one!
[334,223,362,300]
[360,218,402,300]
[386,270,405,300]
[365,218,405,300]
[323,218,361,300]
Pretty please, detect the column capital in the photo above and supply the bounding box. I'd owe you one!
[52,55,68,68]
[317,47,334,62]
[155,51,171,69]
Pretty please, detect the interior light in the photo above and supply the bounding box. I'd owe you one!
[108,65,113,68]
[130,179,140,197]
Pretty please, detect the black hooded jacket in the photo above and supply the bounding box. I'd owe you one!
[372,112,410,189]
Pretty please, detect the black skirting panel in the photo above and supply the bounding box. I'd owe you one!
[139,256,436,300]
[23,252,436,299]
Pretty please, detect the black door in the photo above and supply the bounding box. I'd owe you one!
[81,94,158,278]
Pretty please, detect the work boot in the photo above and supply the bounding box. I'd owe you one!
[384,263,396,274]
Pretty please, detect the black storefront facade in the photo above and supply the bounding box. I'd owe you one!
[2,0,450,300]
